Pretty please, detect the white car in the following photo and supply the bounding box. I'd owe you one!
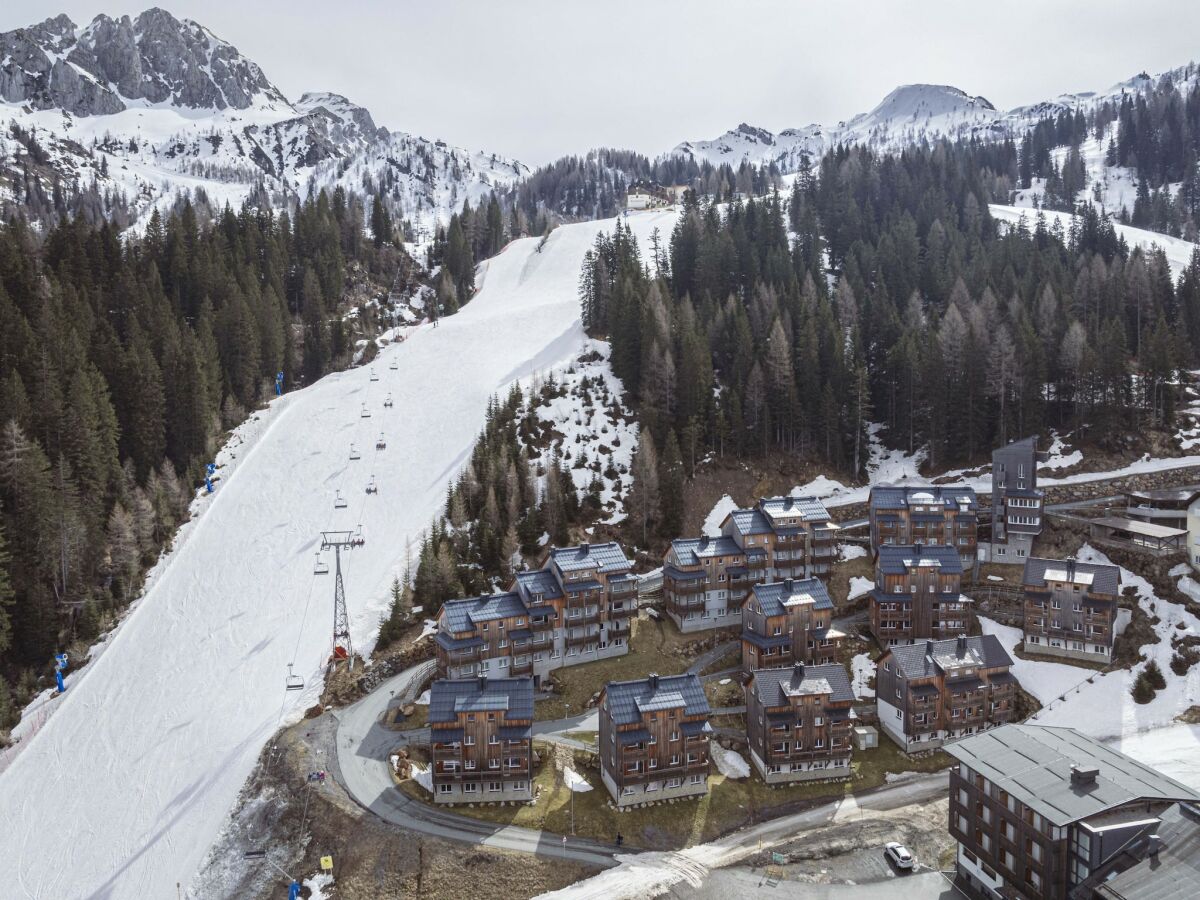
[884,842,917,871]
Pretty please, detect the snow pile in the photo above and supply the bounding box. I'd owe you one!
[564,767,594,793]
[303,871,335,900]
[847,577,874,602]
[711,745,750,779]
[415,690,431,706]
[1040,431,1083,471]
[0,207,682,899]
[523,340,638,525]
[839,544,868,562]
[409,761,433,793]
[851,654,876,699]
[702,495,739,536]
[419,618,438,640]
[791,475,850,499]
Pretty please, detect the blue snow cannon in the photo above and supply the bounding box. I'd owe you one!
[275,371,285,396]
[54,653,69,693]
[205,462,217,494]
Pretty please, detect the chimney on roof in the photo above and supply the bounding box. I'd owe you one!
[792,662,805,683]
[956,635,967,657]
[925,639,935,658]
[478,674,487,691]
[784,578,794,592]
[914,542,923,556]
[1070,764,1100,786]
[1147,834,1164,862]
[1067,558,1076,581]
[581,542,590,553]
[648,672,659,691]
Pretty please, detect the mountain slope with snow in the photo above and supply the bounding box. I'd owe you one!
[0,207,678,900]
[0,9,527,231]
[672,67,1188,174]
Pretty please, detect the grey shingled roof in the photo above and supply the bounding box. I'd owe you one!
[513,569,563,601]
[726,507,772,535]
[752,578,833,617]
[551,541,631,574]
[885,634,1012,679]
[670,535,742,566]
[1022,557,1121,595]
[757,495,832,524]
[869,484,978,512]
[945,724,1200,827]
[877,544,964,576]
[604,673,709,726]
[440,592,528,634]
[428,676,534,724]
[750,663,855,706]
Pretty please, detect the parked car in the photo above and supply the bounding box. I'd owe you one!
[884,842,916,871]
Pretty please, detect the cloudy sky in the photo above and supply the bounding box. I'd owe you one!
[4,0,1200,164]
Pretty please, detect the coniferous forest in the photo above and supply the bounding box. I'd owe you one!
[580,140,1197,541]
[0,189,413,729]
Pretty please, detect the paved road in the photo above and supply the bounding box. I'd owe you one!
[333,661,619,867]
[669,869,965,899]
[687,641,738,675]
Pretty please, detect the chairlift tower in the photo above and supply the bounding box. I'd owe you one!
[320,530,356,667]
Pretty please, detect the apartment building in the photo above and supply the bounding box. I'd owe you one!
[946,724,1200,900]
[598,672,712,807]
[744,662,855,784]
[869,485,978,567]
[428,675,534,804]
[662,495,837,633]
[435,541,637,686]
[740,578,845,673]
[1022,557,1122,664]
[875,634,1016,751]
[985,436,1048,564]
[869,544,973,647]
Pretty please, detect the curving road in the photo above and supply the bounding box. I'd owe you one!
[332,661,619,867]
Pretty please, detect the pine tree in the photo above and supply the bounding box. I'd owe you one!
[626,432,660,547]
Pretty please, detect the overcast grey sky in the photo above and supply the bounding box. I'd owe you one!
[5,1,1200,165]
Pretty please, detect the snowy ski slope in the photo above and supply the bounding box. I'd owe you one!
[0,207,679,900]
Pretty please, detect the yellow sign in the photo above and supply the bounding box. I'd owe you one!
[319,855,334,872]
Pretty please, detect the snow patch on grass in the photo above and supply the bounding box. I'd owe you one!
[851,654,876,699]
[847,577,874,602]
[711,744,750,779]
[839,544,868,561]
[564,767,593,793]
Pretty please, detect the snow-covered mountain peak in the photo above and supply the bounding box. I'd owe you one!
[0,7,288,116]
[858,83,996,122]
[295,91,387,140]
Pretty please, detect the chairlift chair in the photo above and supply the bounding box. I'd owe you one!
[389,359,398,370]
[361,403,371,418]
[366,477,378,495]
[351,525,365,547]
[376,433,386,450]
[370,370,380,382]
[383,394,394,408]
[285,664,304,691]
[334,490,348,509]
[349,443,361,460]
[313,551,329,575]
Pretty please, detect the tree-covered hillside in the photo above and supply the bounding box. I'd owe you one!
[0,189,415,729]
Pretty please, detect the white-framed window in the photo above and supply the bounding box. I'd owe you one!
[438,783,453,794]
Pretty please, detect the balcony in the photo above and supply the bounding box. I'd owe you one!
[609,604,637,620]
[566,631,598,648]
[666,578,706,596]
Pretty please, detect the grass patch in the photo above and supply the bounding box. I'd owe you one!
[386,704,428,731]
[705,677,744,709]
[559,730,598,746]
[534,616,708,720]
[828,552,874,609]
[447,740,950,851]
